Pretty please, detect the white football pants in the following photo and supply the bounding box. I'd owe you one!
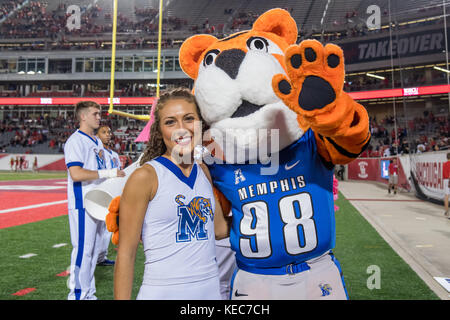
[230,251,348,300]
[67,208,103,300]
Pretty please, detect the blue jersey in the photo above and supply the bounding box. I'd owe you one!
[208,129,335,270]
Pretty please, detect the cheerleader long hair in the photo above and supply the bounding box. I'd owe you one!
[139,88,207,165]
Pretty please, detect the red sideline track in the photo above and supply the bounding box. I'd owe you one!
[0,179,68,229]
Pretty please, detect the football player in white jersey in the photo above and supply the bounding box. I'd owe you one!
[64,101,125,300]
[114,88,230,300]
[95,125,121,267]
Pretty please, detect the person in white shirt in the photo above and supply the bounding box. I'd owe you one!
[64,101,125,300]
[95,125,122,267]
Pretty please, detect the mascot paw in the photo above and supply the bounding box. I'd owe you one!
[272,39,355,135]
[105,196,120,245]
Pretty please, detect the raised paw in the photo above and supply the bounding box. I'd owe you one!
[272,39,346,117]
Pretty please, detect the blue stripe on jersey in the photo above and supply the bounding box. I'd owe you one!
[73,182,85,300]
[73,182,83,209]
[67,161,84,168]
[77,130,98,145]
[74,207,85,300]
[330,252,349,300]
[154,156,198,189]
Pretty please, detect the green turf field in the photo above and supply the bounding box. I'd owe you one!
[0,171,67,181]
[0,215,144,300]
[0,190,439,300]
[333,194,439,300]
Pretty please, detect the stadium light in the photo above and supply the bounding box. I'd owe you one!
[366,73,385,80]
[433,66,450,74]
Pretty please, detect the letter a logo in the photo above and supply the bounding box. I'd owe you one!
[234,168,246,185]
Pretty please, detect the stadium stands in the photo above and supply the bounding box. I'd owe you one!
[0,0,447,158]
[0,0,446,44]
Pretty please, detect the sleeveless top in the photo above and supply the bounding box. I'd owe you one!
[141,157,219,285]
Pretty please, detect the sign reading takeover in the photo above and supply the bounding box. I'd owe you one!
[341,29,449,64]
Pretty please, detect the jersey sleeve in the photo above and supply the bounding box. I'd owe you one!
[64,136,85,168]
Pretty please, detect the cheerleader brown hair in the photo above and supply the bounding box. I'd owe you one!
[139,88,207,165]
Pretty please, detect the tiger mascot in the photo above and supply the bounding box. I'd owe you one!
[179,8,369,300]
[107,8,370,300]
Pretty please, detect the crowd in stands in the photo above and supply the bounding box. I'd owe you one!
[317,15,445,44]
[0,0,446,53]
[229,7,294,32]
[0,0,187,40]
[0,114,86,154]
[0,113,146,160]
[0,0,26,20]
[0,107,447,162]
[361,112,449,158]
[0,116,50,153]
[314,3,445,38]
[344,71,428,92]
[0,1,67,39]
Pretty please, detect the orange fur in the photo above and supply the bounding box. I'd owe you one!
[179,9,297,80]
[271,40,370,164]
[105,196,120,245]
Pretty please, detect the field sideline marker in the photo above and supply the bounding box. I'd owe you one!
[0,200,68,214]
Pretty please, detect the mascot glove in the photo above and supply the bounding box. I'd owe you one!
[105,196,121,245]
[272,39,361,138]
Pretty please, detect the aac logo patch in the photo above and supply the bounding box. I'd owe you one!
[234,168,246,185]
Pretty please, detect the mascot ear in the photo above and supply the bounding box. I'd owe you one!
[179,34,218,79]
[252,8,298,45]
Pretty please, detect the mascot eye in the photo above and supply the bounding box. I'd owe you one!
[203,49,220,67]
[247,37,269,52]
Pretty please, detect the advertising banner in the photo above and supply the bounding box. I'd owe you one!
[409,151,448,202]
[347,157,409,189]
[348,151,448,203]
[340,28,450,64]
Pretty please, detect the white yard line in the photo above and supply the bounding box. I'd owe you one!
[52,243,68,248]
[0,200,68,214]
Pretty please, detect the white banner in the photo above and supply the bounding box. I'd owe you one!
[409,151,448,202]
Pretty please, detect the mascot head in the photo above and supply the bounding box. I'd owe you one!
[179,8,303,162]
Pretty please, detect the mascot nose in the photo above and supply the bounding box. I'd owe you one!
[215,49,246,79]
